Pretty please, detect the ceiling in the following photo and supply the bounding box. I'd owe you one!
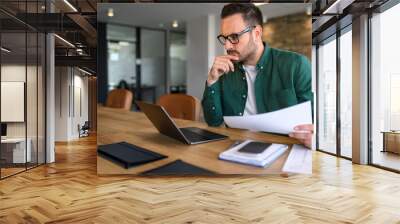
[98,3,310,31]
[0,0,98,73]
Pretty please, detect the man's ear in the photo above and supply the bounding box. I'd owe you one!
[255,25,263,40]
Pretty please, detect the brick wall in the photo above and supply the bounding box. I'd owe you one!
[262,13,312,60]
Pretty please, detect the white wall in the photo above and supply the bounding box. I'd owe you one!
[55,67,69,141]
[1,65,38,137]
[186,13,224,120]
[186,15,210,103]
[55,67,89,141]
[1,63,47,164]
[186,14,223,103]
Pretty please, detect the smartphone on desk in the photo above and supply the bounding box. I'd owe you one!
[237,141,272,154]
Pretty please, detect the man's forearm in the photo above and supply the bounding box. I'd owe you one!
[202,81,224,126]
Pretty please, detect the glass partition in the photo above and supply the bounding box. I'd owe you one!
[339,27,352,158]
[0,2,46,179]
[140,28,166,103]
[169,32,187,93]
[107,24,136,91]
[370,3,400,171]
[317,36,337,155]
[1,31,28,177]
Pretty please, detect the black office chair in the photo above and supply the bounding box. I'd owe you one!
[78,121,90,138]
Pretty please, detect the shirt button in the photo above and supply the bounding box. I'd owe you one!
[212,106,215,110]
[242,94,246,98]
[211,90,215,94]
[260,66,264,69]
[239,112,242,116]
[242,77,246,80]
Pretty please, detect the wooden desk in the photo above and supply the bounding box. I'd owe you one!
[97,106,300,175]
[1,138,32,164]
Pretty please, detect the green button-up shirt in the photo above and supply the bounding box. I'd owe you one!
[202,44,313,127]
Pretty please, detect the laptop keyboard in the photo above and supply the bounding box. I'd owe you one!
[180,128,209,142]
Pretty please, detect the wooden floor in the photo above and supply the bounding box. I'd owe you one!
[373,150,400,171]
[1,136,400,223]
[1,167,26,178]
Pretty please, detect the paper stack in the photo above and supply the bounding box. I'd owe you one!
[282,144,312,174]
[219,140,288,167]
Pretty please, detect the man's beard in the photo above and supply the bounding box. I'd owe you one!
[227,38,257,63]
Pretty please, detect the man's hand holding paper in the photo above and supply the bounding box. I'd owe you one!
[223,101,313,148]
[290,124,314,149]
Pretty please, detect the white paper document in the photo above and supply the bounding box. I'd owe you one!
[223,101,312,134]
[282,144,312,174]
[219,140,288,167]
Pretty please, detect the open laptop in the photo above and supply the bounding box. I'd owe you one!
[136,101,228,145]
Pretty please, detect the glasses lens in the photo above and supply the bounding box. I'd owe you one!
[228,34,239,44]
[217,35,226,45]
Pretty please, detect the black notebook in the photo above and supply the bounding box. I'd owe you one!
[98,142,167,169]
[140,159,216,176]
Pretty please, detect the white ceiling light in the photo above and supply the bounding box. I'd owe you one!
[322,0,354,15]
[1,47,11,53]
[108,8,114,17]
[54,34,75,48]
[172,20,178,28]
[63,0,78,12]
[254,3,269,6]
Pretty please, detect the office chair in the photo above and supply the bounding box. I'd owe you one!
[157,94,201,121]
[78,121,90,138]
[105,89,133,111]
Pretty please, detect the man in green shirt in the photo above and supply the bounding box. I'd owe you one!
[202,3,314,148]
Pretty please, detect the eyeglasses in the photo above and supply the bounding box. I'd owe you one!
[217,26,255,45]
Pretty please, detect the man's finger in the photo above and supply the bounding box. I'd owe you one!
[216,58,235,72]
[221,54,239,61]
[215,62,229,74]
[294,124,314,131]
[214,64,227,75]
[221,58,235,72]
[291,130,313,134]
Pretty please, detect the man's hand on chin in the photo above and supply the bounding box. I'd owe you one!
[289,124,314,149]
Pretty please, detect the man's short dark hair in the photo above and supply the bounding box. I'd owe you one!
[221,3,263,26]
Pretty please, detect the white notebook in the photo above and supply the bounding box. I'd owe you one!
[219,140,288,167]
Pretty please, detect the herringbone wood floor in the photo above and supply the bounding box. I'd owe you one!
[1,135,400,224]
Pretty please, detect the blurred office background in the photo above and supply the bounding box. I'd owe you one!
[0,0,97,179]
[97,3,312,107]
[97,1,400,173]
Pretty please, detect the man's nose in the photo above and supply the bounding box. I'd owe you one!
[224,40,233,49]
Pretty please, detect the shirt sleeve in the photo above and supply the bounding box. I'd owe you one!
[294,55,314,118]
[201,80,224,126]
